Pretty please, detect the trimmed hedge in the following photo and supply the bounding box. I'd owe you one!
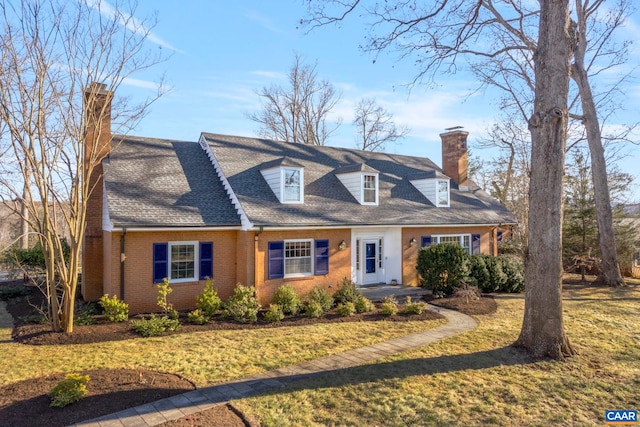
[467,254,524,293]
[417,243,470,295]
[417,243,524,294]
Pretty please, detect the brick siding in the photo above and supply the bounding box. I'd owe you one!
[401,226,495,286]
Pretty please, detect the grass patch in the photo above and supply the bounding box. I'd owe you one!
[0,302,445,387]
[235,284,640,426]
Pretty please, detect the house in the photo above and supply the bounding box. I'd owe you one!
[81,83,517,313]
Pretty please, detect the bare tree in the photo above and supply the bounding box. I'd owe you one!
[249,53,341,145]
[303,0,575,357]
[353,97,409,151]
[308,2,633,289]
[0,0,165,333]
[470,0,633,287]
[476,116,532,250]
[569,0,631,286]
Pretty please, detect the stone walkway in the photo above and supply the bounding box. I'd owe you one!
[73,305,476,427]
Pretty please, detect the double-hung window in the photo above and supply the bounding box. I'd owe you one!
[436,179,450,207]
[422,234,477,254]
[268,239,329,279]
[437,235,470,253]
[170,242,196,281]
[283,168,303,203]
[153,241,213,283]
[363,174,377,204]
[284,240,313,276]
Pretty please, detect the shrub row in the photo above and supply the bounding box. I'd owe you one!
[468,254,524,294]
[98,276,427,333]
[417,243,524,296]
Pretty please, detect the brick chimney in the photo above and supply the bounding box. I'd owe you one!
[82,82,112,302]
[440,127,469,189]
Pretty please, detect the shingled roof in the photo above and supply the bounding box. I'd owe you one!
[201,133,517,228]
[103,136,241,228]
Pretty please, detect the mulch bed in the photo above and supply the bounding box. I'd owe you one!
[428,295,498,315]
[0,280,497,427]
[0,368,196,427]
[161,403,256,427]
[10,306,444,346]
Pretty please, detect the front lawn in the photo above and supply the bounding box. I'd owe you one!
[0,289,447,426]
[0,295,446,388]
[234,280,640,426]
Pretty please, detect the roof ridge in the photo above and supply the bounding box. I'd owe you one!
[198,135,252,230]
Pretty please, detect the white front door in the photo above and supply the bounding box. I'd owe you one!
[362,238,383,285]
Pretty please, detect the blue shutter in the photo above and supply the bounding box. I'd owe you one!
[472,234,481,254]
[268,241,284,279]
[315,240,329,275]
[199,242,213,280]
[153,243,168,283]
[421,236,432,248]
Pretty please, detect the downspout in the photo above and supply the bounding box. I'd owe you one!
[490,226,497,257]
[253,226,263,300]
[120,227,126,300]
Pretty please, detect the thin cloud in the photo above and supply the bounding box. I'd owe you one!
[123,77,167,91]
[85,0,184,53]
[201,90,255,104]
[622,15,640,54]
[251,70,287,80]
[245,9,284,34]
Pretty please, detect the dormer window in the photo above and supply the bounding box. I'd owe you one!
[335,163,380,206]
[363,174,378,204]
[283,168,302,203]
[409,171,451,208]
[436,179,450,207]
[260,157,305,204]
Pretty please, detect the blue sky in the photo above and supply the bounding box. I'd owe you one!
[119,1,640,203]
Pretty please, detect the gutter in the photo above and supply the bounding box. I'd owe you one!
[251,222,518,231]
[109,226,242,232]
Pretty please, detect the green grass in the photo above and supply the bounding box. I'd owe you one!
[235,282,640,426]
[0,304,445,387]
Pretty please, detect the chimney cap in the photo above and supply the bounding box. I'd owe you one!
[444,126,464,131]
[86,81,109,95]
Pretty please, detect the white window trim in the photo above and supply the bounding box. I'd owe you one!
[436,179,450,207]
[432,234,471,254]
[281,167,304,204]
[283,238,314,278]
[168,241,199,284]
[361,173,379,206]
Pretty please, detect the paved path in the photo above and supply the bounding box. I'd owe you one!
[73,305,476,427]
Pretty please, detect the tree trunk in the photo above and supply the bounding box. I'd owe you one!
[571,10,625,288]
[20,183,30,283]
[45,239,62,332]
[516,0,575,358]
[20,183,29,250]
